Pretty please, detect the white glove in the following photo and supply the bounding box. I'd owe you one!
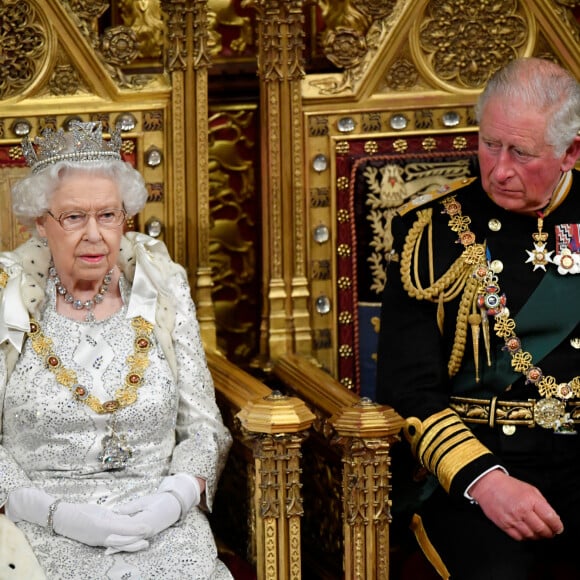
[114,473,201,539]
[52,503,152,549]
[6,487,151,551]
[5,487,54,527]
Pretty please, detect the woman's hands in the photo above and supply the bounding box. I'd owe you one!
[6,487,150,552]
[53,502,150,551]
[5,474,202,553]
[107,473,202,553]
[468,469,564,541]
[114,473,201,536]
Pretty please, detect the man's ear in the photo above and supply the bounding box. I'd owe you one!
[561,135,580,172]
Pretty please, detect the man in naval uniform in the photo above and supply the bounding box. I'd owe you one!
[376,57,580,579]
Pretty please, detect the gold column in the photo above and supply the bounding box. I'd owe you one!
[237,392,315,580]
[331,399,406,580]
[244,0,312,362]
[161,0,217,349]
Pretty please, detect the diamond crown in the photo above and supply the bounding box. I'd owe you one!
[22,120,123,174]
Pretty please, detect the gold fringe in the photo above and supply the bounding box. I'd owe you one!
[400,208,488,380]
[410,514,450,579]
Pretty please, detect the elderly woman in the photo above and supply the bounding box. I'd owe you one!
[0,121,233,579]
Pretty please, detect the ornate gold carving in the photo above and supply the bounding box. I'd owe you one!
[553,2,580,45]
[207,0,253,56]
[119,0,166,59]
[101,27,139,67]
[247,431,309,579]
[417,0,529,90]
[384,57,419,91]
[0,1,48,99]
[208,108,258,355]
[161,0,188,70]
[308,1,402,95]
[323,26,368,70]
[243,0,306,82]
[47,52,83,96]
[62,0,160,88]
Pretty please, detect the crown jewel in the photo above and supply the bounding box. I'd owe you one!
[22,120,123,174]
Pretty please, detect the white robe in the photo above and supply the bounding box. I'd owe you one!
[0,235,233,580]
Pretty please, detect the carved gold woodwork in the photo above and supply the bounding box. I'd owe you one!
[273,353,406,579]
[237,388,314,580]
[208,0,254,56]
[209,350,315,579]
[242,0,312,364]
[118,0,166,59]
[161,0,218,348]
[208,105,261,362]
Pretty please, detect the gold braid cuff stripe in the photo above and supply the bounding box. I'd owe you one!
[28,315,153,414]
[406,409,491,492]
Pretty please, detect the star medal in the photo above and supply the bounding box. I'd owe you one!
[525,215,553,271]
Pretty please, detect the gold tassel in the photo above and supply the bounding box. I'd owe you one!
[437,293,445,334]
[467,312,481,382]
[481,310,492,366]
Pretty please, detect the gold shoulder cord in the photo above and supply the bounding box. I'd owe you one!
[399,203,487,378]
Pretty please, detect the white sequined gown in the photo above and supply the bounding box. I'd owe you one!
[0,270,233,580]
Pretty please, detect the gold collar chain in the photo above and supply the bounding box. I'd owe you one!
[28,315,153,414]
[441,195,580,431]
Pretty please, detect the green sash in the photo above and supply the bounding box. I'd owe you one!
[451,268,580,395]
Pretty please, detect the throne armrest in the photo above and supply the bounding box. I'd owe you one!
[207,350,315,580]
[273,352,406,580]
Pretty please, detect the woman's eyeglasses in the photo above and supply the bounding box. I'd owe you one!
[47,208,126,231]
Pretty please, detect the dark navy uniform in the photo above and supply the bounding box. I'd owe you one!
[376,170,580,579]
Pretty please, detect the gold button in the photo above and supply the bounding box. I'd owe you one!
[502,424,516,436]
[488,219,501,232]
[490,259,503,273]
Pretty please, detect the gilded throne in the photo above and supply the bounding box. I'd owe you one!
[1,1,580,579]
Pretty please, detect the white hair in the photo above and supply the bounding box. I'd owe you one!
[475,57,580,157]
[12,159,148,230]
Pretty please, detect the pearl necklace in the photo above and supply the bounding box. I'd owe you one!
[49,265,113,322]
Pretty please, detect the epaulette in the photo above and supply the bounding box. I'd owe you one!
[0,268,7,289]
[397,176,477,216]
